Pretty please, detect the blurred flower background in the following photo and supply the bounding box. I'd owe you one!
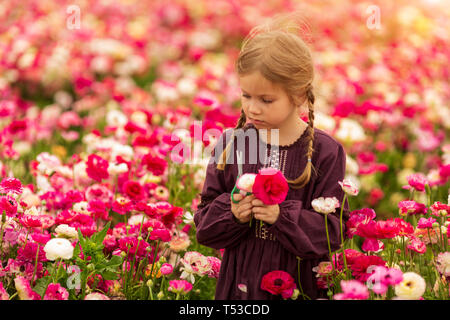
[0,0,449,300]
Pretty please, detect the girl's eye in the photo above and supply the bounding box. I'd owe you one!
[242,94,250,99]
[262,99,273,104]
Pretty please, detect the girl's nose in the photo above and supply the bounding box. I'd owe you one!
[247,102,261,115]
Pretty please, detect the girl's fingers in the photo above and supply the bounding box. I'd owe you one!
[232,193,244,202]
[238,203,252,213]
[252,199,265,206]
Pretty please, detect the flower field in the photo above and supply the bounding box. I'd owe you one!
[0,0,449,301]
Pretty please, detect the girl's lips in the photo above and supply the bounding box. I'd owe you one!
[249,118,265,124]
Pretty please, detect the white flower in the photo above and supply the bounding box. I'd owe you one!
[236,173,257,193]
[55,224,78,239]
[108,162,128,176]
[44,238,74,260]
[394,272,426,300]
[338,178,360,196]
[106,109,127,128]
[73,201,89,215]
[311,197,340,215]
[179,251,210,283]
[183,211,194,225]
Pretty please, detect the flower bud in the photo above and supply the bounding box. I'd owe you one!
[120,251,127,258]
[146,280,153,287]
[432,222,440,229]
[137,236,143,241]
[157,291,164,300]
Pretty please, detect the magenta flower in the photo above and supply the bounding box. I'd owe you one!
[407,236,427,254]
[417,217,436,229]
[260,270,296,299]
[86,154,109,182]
[14,276,41,300]
[252,168,289,205]
[44,283,69,300]
[206,256,221,279]
[168,280,193,295]
[398,200,427,216]
[405,173,428,192]
[430,201,449,217]
[160,263,174,275]
[334,280,369,300]
[0,178,23,195]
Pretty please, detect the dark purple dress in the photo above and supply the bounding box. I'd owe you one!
[194,123,350,300]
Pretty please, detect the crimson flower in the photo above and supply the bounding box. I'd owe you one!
[252,168,288,205]
[260,270,296,299]
[0,178,23,195]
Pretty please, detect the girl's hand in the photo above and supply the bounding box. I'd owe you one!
[251,199,280,225]
[231,194,255,224]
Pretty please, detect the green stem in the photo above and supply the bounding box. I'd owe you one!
[296,257,310,300]
[150,240,160,279]
[339,194,349,277]
[31,244,40,285]
[324,214,334,273]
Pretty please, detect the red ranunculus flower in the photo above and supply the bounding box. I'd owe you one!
[252,168,289,205]
[141,153,167,176]
[86,154,109,182]
[260,270,296,299]
[348,255,386,282]
[122,180,146,201]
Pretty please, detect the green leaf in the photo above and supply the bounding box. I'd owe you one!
[101,270,119,280]
[93,221,111,245]
[33,276,51,297]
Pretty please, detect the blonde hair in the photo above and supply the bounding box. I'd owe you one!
[217,12,317,189]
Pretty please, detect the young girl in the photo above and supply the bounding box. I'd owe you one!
[194,14,350,300]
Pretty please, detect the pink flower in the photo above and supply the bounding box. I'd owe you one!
[0,195,18,217]
[398,200,427,216]
[88,199,110,220]
[149,228,171,242]
[0,178,23,195]
[366,266,402,295]
[84,292,110,300]
[44,283,69,300]
[338,178,359,196]
[361,238,384,253]
[407,236,427,254]
[86,154,109,182]
[405,173,428,192]
[160,263,173,275]
[14,276,41,300]
[260,270,296,299]
[430,201,450,217]
[19,214,42,229]
[206,256,221,279]
[346,208,376,238]
[0,282,9,300]
[252,168,288,205]
[168,280,193,294]
[417,217,436,229]
[334,280,369,300]
[348,255,386,282]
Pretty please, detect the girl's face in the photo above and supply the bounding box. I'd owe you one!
[238,70,299,130]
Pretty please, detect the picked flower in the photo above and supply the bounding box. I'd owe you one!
[252,168,289,205]
[311,197,340,215]
[235,173,257,195]
[338,178,359,196]
[43,238,74,261]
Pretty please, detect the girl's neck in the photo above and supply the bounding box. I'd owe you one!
[260,116,308,147]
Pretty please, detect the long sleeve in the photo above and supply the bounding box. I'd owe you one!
[267,143,350,259]
[194,132,251,250]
